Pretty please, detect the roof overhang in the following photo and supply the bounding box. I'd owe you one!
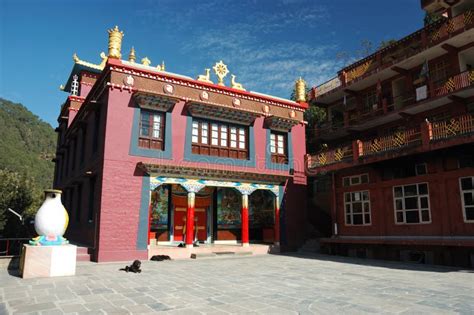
[186,101,262,125]
[134,91,179,112]
[137,162,289,185]
[264,115,300,132]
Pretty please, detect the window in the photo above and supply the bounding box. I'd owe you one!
[460,177,474,222]
[393,183,431,224]
[363,88,378,112]
[344,191,371,225]
[92,109,101,153]
[343,174,369,187]
[80,127,86,164]
[430,60,450,89]
[270,132,287,164]
[415,163,427,175]
[139,110,165,150]
[191,119,248,159]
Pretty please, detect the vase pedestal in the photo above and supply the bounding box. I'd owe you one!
[20,244,77,279]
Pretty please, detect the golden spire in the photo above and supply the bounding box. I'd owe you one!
[161,60,166,71]
[128,47,136,63]
[141,57,151,66]
[107,26,124,59]
[295,77,307,103]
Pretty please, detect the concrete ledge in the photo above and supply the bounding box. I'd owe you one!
[190,253,217,259]
[21,244,77,279]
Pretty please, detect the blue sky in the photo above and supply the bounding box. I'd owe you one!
[0,0,424,127]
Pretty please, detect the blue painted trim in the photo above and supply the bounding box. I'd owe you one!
[129,107,173,159]
[265,129,293,171]
[183,116,256,167]
[137,175,150,250]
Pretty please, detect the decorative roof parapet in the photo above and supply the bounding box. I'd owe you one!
[72,52,107,71]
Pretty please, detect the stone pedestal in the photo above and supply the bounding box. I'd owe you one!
[20,244,77,279]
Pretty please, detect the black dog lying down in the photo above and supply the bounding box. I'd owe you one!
[120,260,142,273]
[150,255,171,261]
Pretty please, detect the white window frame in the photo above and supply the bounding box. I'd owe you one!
[393,182,431,225]
[343,173,369,187]
[344,190,371,226]
[459,177,474,223]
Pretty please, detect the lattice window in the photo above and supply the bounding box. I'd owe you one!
[343,174,369,187]
[460,177,474,222]
[139,110,165,150]
[393,183,431,224]
[270,132,287,164]
[344,191,371,225]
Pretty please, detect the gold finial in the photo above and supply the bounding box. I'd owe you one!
[107,26,124,59]
[295,77,307,103]
[72,52,107,70]
[59,85,65,91]
[230,74,245,91]
[197,68,213,83]
[213,60,229,86]
[161,60,165,71]
[73,53,80,63]
[128,47,136,63]
[141,57,151,66]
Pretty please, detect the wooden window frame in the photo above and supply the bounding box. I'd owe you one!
[139,109,165,150]
[270,132,288,164]
[459,177,474,223]
[343,173,369,187]
[344,190,371,226]
[393,183,431,225]
[191,119,248,160]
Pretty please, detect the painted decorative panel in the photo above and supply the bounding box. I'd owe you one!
[217,188,242,228]
[150,185,169,230]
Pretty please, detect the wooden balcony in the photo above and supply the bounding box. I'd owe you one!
[311,10,474,99]
[317,69,474,138]
[306,114,474,174]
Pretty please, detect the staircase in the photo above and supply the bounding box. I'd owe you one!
[298,238,320,254]
[76,245,92,262]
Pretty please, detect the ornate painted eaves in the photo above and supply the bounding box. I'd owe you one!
[186,101,262,125]
[264,115,300,132]
[137,162,288,185]
[134,91,179,112]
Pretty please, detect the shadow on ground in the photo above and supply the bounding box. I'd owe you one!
[275,251,474,274]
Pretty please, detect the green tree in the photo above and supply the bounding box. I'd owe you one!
[424,12,444,26]
[0,169,39,236]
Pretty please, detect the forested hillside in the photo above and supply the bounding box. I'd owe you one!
[0,98,56,189]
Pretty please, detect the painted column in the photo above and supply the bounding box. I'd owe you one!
[185,192,195,247]
[241,194,249,247]
[274,194,280,245]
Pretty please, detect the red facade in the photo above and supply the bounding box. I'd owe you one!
[307,1,474,267]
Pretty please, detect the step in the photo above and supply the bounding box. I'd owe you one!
[76,253,92,262]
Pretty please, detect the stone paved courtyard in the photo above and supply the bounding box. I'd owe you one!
[1,254,473,315]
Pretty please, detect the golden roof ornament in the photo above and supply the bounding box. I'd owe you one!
[230,74,245,91]
[295,77,307,103]
[141,57,151,66]
[156,60,166,71]
[197,68,213,84]
[128,47,136,63]
[213,60,229,86]
[72,52,107,70]
[107,26,124,59]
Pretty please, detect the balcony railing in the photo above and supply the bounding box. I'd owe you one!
[312,10,474,98]
[319,69,474,132]
[431,114,474,141]
[307,144,353,168]
[307,114,474,171]
[361,127,422,157]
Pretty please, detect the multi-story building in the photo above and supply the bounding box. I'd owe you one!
[54,27,308,262]
[306,0,474,267]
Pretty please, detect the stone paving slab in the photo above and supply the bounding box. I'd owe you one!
[0,254,473,314]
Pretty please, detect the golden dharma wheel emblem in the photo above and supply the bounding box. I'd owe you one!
[200,91,209,100]
[232,98,241,107]
[163,84,174,94]
[213,60,229,86]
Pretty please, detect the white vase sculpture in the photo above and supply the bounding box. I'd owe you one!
[30,189,69,246]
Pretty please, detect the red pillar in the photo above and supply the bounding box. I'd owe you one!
[185,192,195,247]
[241,194,249,246]
[274,195,280,245]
